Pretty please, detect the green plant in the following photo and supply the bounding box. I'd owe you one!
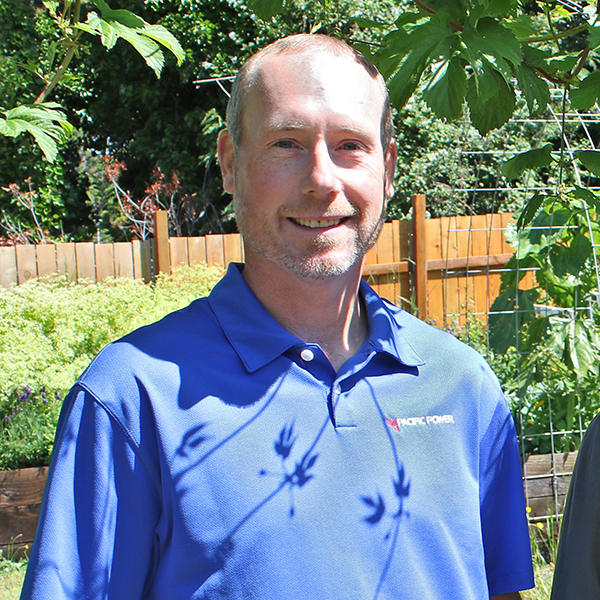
[0,263,224,470]
[0,0,184,162]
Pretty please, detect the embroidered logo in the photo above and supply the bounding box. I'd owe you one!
[385,415,455,431]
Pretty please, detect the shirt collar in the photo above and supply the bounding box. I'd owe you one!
[359,279,425,368]
[208,263,424,373]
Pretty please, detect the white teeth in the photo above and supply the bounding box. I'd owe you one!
[294,218,344,228]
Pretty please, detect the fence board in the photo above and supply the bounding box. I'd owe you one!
[223,233,243,265]
[36,244,57,279]
[113,242,134,279]
[56,243,76,281]
[0,247,17,288]
[95,243,114,281]
[16,245,36,284]
[76,242,96,282]
[170,237,189,269]
[206,235,225,267]
[188,237,206,266]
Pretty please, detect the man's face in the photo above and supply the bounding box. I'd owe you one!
[219,50,396,280]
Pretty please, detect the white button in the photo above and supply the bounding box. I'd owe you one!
[300,348,315,362]
[333,383,341,395]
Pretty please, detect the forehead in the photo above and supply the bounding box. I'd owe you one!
[242,51,385,137]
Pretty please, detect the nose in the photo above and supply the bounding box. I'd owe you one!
[300,141,341,197]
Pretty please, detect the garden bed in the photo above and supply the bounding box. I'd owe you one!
[0,467,47,558]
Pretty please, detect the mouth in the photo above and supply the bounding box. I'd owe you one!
[289,217,347,229]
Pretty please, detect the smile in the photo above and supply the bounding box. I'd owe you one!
[290,218,346,228]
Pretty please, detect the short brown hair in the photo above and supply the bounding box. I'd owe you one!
[226,34,393,152]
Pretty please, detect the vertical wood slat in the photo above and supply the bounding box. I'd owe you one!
[412,194,428,321]
[95,243,114,281]
[0,247,17,288]
[223,233,243,265]
[153,211,171,275]
[56,243,76,281]
[170,237,189,269]
[76,242,96,282]
[206,234,225,267]
[188,237,207,266]
[16,245,36,285]
[36,244,57,279]
[139,240,154,282]
[114,242,134,279]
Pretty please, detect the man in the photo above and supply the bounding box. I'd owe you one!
[551,413,600,599]
[21,34,533,599]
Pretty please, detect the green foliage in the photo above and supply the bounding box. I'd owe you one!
[0,263,224,469]
[0,103,73,163]
[0,1,185,161]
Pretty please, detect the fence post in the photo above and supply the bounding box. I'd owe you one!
[412,194,427,320]
[153,210,171,276]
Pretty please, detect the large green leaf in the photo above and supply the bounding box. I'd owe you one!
[573,186,600,213]
[0,102,73,162]
[501,143,553,180]
[488,287,539,352]
[549,232,592,279]
[575,150,600,178]
[461,17,522,74]
[515,64,550,116]
[570,71,600,110]
[245,0,285,20]
[515,192,548,230]
[423,55,466,120]
[465,63,515,134]
[76,5,184,77]
[378,14,454,110]
[588,24,600,50]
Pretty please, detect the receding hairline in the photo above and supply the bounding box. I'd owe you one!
[226,34,393,150]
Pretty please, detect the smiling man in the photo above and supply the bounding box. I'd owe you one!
[21,35,533,600]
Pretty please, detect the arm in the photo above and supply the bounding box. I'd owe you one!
[21,387,161,599]
[551,414,600,600]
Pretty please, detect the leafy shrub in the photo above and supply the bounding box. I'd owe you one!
[0,263,224,470]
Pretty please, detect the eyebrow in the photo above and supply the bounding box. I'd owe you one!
[264,118,375,141]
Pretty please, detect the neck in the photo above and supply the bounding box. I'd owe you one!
[242,254,368,372]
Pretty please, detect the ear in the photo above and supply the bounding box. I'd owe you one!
[384,138,397,199]
[217,130,235,194]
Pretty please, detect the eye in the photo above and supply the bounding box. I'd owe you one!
[273,139,297,149]
[339,141,362,151]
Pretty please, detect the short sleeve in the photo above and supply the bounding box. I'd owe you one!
[21,386,162,600]
[551,414,600,600]
[479,394,534,596]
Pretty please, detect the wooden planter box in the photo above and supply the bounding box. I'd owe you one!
[0,453,580,556]
[522,452,578,518]
[0,467,48,557]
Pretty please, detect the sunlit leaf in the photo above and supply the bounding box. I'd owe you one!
[423,55,466,120]
[570,71,600,110]
[573,186,600,213]
[0,102,73,162]
[488,288,538,352]
[466,63,515,134]
[516,64,549,116]
[588,24,600,50]
[140,25,185,66]
[501,143,553,180]
[550,233,592,278]
[245,0,285,20]
[461,17,522,71]
[575,150,600,178]
[516,192,548,230]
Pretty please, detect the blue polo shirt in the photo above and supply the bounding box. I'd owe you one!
[22,263,533,600]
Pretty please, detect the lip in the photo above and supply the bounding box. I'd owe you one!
[288,217,350,229]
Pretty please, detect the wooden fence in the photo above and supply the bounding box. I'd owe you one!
[0,195,523,327]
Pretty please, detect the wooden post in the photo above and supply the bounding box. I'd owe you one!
[153,210,171,276]
[412,194,427,320]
